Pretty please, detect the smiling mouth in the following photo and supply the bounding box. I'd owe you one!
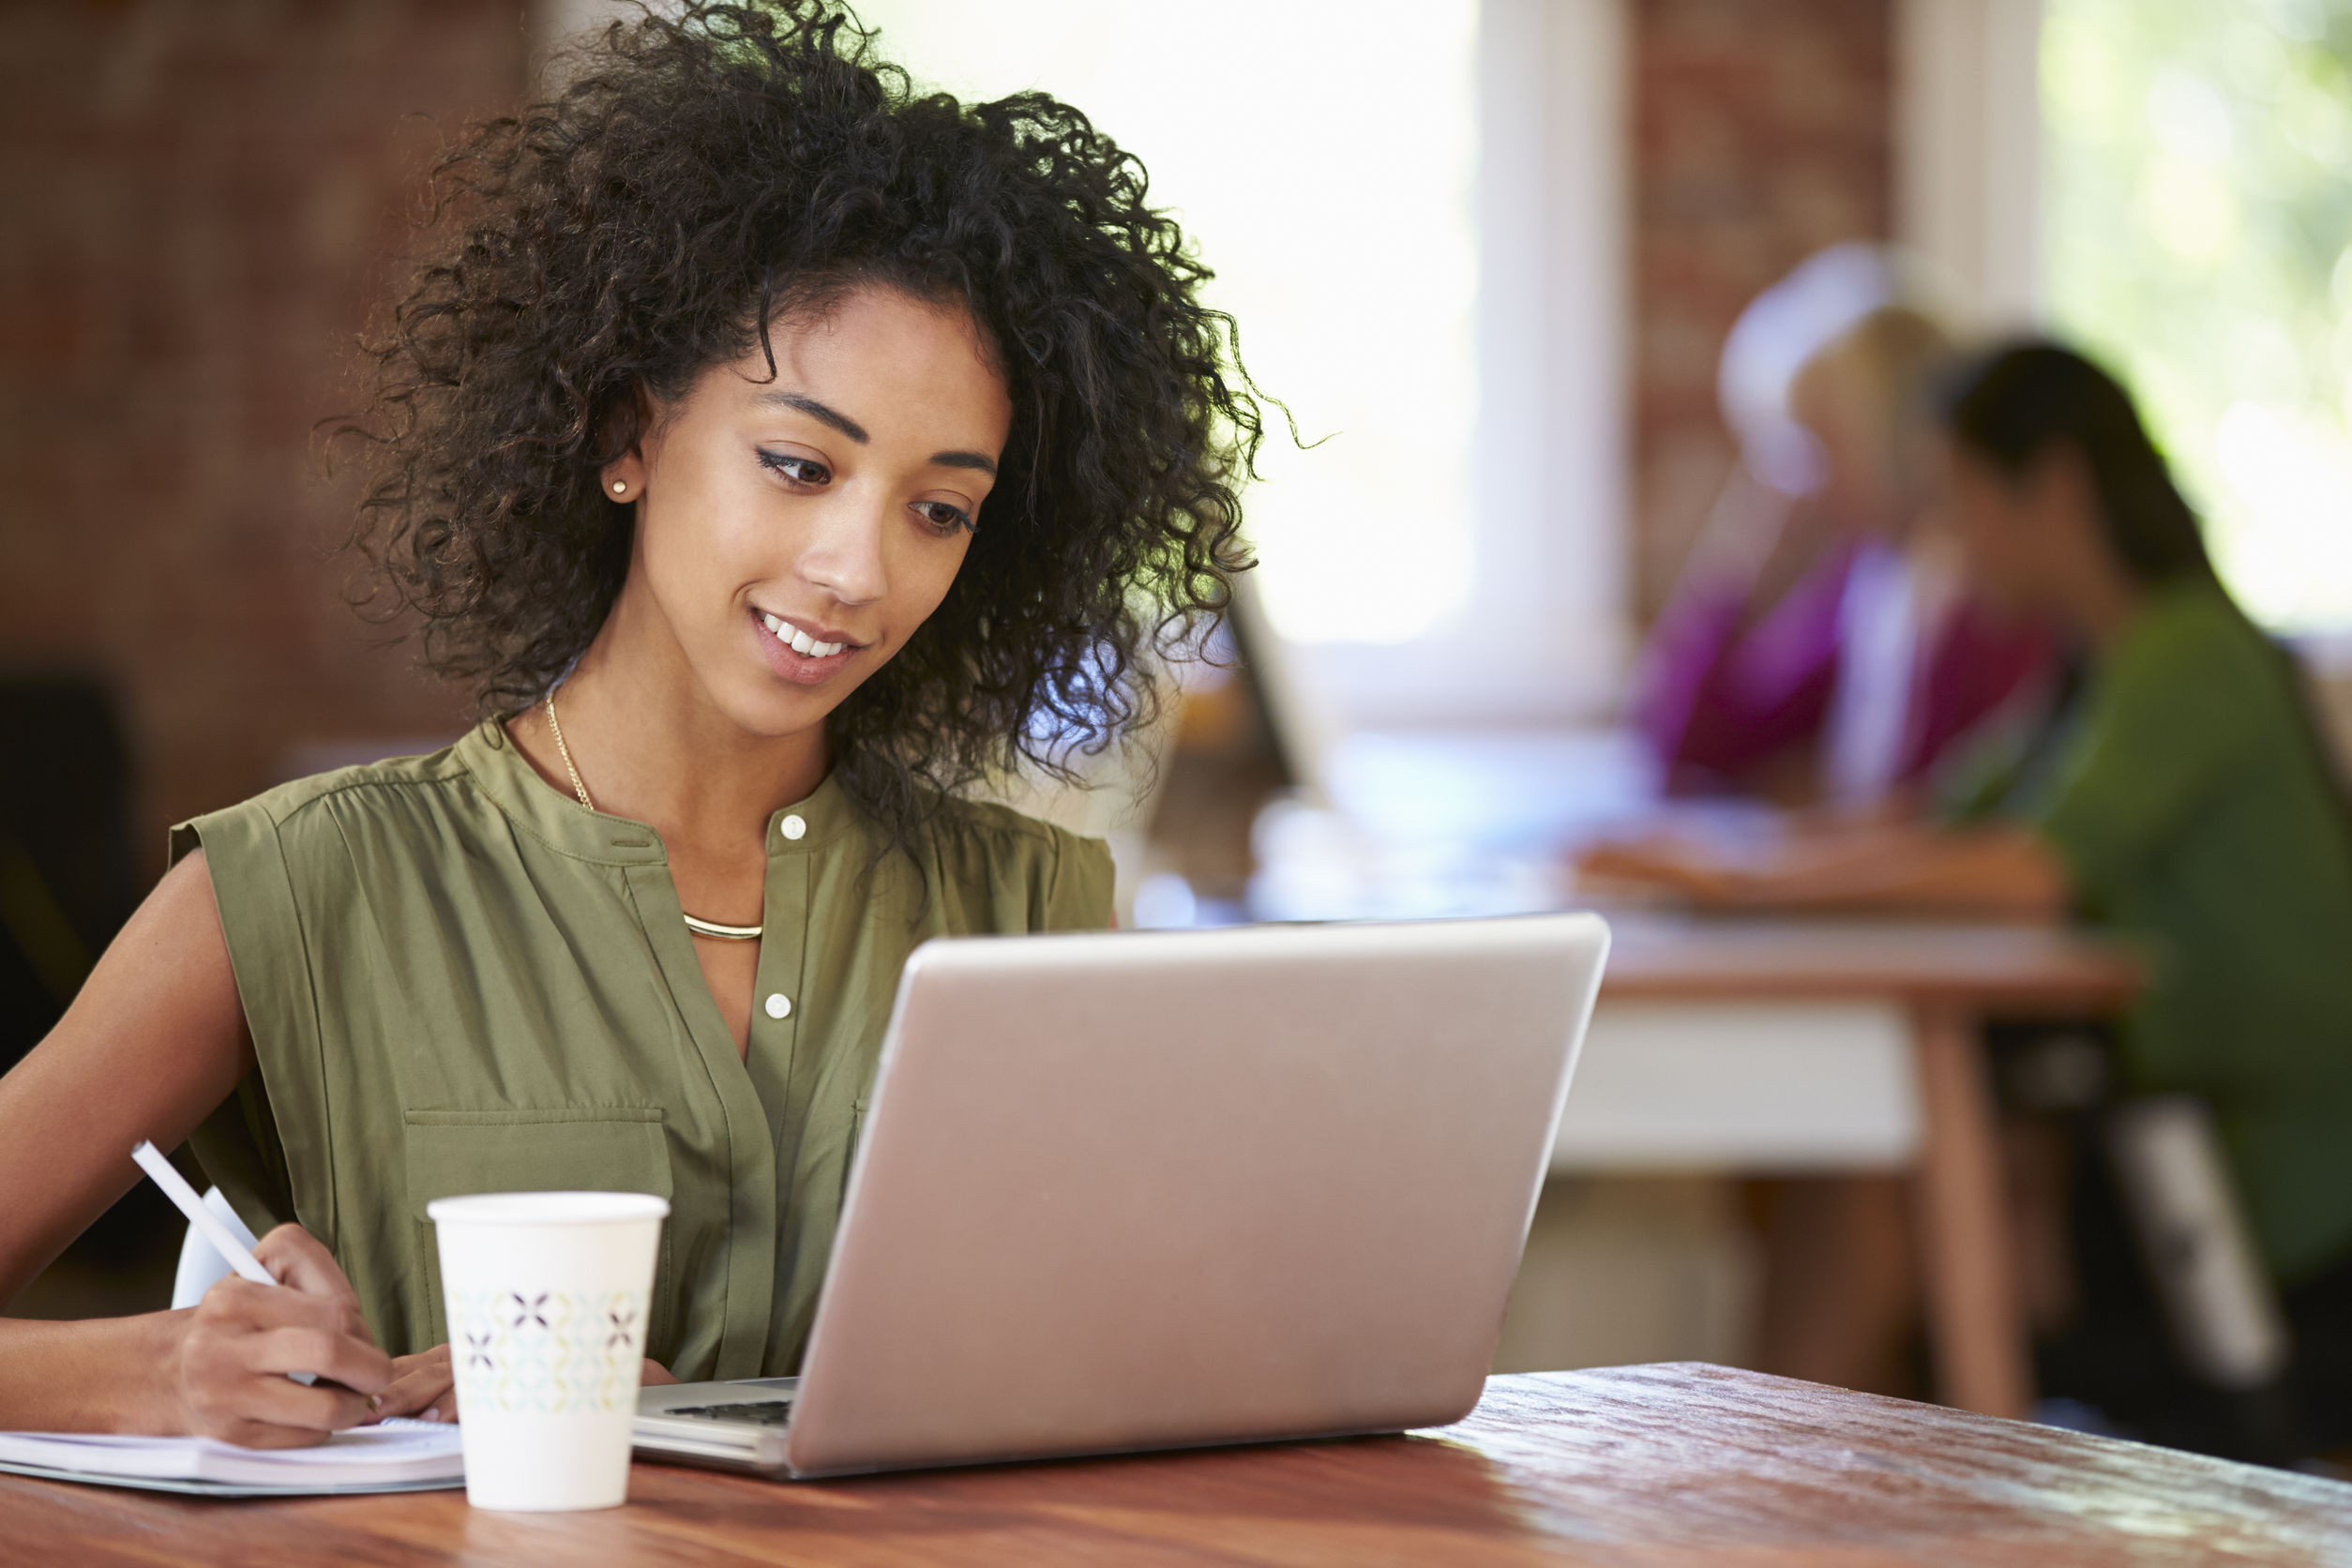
[757,610,856,659]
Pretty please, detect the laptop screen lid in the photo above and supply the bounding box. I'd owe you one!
[784,912,1608,1478]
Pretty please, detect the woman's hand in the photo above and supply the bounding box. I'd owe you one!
[1576,837,1769,908]
[367,1348,678,1425]
[173,1223,395,1448]
[372,1342,455,1423]
[1576,822,2071,918]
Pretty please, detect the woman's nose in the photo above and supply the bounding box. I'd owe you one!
[795,493,889,606]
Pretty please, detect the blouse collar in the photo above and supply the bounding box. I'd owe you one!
[455,719,865,867]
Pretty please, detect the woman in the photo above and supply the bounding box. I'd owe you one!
[0,2,1258,1446]
[1590,343,2352,1432]
[1634,307,2050,806]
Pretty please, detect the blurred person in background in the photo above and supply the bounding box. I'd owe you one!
[1634,269,2052,809]
[1587,342,2352,1458]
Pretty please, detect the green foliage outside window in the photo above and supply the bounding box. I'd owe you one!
[2043,0,2352,629]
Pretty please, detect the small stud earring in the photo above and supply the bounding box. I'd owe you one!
[612,481,627,494]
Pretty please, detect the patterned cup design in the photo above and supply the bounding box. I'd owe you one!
[449,1288,650,1416]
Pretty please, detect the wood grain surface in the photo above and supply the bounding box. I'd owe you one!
[6,1364,2346,1565]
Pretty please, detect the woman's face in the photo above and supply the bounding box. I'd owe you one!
[608,285,1012,740]
[1936,437,2049,609]
[1787,365,1896,535]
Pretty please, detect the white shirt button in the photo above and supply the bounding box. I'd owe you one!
[780,814,807,841]
[764,993,792,1019]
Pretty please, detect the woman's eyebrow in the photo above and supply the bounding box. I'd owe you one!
[754,391,993,474]
[755,390,868,444]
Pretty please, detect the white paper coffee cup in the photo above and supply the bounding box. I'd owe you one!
[428,1190,669,1511]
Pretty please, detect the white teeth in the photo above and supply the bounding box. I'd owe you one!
[760,611,848,656]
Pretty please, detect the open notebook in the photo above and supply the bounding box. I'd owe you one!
[0,1417,463,1497]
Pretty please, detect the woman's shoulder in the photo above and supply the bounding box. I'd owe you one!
[170,731,494,867]
[247,743,475,825]
[2127,580,2263,651]
[2107,583,2288,706]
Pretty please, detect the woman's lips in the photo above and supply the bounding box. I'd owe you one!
[751,607,859,686]
[758,609,858,656]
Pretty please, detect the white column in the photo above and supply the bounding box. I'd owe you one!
[1894,0,2046,329]
[1478,0,1631,721]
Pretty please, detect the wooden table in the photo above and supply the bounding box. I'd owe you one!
[9,1365,2345,1565]
[1587,915,2146,1421]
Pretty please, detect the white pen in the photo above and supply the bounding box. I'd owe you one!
[130,1141,274,1287]
[130,1140,319,1387]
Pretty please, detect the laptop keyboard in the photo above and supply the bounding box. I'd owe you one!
[663,1400,795,1428]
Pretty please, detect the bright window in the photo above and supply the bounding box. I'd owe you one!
[852,0,1482,648]
[2043,0,2352,630]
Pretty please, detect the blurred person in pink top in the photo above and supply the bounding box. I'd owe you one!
[1635,270,2052,808]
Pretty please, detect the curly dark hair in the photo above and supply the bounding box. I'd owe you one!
[343,0,1261,848]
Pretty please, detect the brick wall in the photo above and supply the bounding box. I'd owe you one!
[1630,0,1893,621]
[0,2,528,874]
[0,0,1894,882]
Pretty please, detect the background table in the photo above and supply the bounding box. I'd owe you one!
[7,1364,2345,1565]
[1565,915,2144,1419]
[1235,728,2148,1416]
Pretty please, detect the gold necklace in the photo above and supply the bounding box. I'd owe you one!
[544,692,763,942]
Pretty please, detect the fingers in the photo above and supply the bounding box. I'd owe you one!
[178,1356,379,1443]
[248,1323,395,1395]
[373,1345,456,1423]
[199,1274,377,1352]
[1573,846,1678,894]
[1576,839,1734,902]
[220,1365,382,1435]
[641,1358,679,1387]
[205,1409,382,1451]
[176,1239,397,1447]
[252,1225,369,1329]
[1574,841,1670,878]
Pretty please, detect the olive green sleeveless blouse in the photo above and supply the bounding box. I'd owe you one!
[169,723,1113,1379]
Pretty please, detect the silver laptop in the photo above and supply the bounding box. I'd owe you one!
[634,912,1609,1478]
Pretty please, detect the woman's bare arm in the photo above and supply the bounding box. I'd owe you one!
[0,852,392,1437]
[0,852,252,1304]
[1577,821,2071,920]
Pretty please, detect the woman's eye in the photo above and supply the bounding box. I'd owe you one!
[757,449,828,486]
[914,501,974,535]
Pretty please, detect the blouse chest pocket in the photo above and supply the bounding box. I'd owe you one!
[401,1108,676,1359]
